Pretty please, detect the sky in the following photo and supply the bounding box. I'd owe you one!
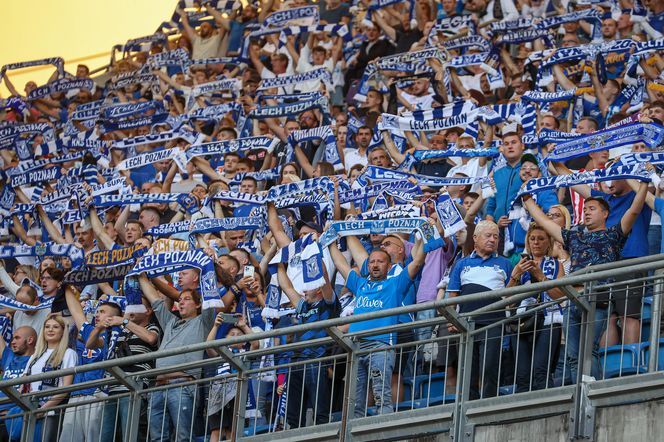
[0,1,174,96]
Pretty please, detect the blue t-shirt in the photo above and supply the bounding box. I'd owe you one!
[0,348,30,411]
[591,189,651,258]
[654,197,664,254]
[447,251,512,324]
[73,322,121,396]
[360,258,417,324]
[346,269,415,344]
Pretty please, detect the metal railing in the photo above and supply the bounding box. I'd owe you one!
[2,255,664,441]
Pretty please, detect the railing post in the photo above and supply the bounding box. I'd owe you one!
[649,269,663,372]
[21,408,37,442]
[325,327,357,442]
[453,321,475,442]
[231,356,250,442]
[570,281,597,441]
[125,391,143,442]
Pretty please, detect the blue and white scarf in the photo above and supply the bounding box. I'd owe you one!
[319,217,444,253]
[0,294,53,312]
[186,136,279,159]
[435,193,465,237]
[288,126,341,169]
[94,193,199,214]
[0,57,64,79]
[111,127,198,149]
[337,180,421,204]
[355,203,421,220]
[187,78,242,108]
[109,73,157,91]
[146,220,192,238]
[513,164,651,205]
[359,165,488,188]
[28,78,95,100]
[278,24,349,46]
[115,147,188,172]
[0,243,85,269]
[522,89,578,103]
[413,147,500,160]
[495,29,554,47]
[10,167,61,187]
[249,94,329,120]
[122,34,168,53]
[101,101,164,121]
[127,249,221,309]
[85,244,148,267]
[189,217,264,245]
[258,67,332,91]
[262,5,319,29]
[101,113,169,133]
[545,123,664,163]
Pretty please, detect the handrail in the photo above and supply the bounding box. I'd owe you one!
[1,256,663,394]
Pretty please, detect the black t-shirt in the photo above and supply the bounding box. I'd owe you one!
[319,2,351,23]
[395,28,423,54]
[416,160,453,177]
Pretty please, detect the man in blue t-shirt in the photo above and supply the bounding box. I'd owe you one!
[278,263,339,428]
[328,237,425,417]
[446,220,512,400]
[0,326,37,440]
[62,287,124,442]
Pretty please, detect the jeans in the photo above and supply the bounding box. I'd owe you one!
[514,324,562,393]
[564,304,610,383]
[286,362,331,428]
[100,395,147,442]
[648,224,661,257]
[355,341,395,417]
[470,325,503,400]
[414,308,437,375]
[148,384,196,442]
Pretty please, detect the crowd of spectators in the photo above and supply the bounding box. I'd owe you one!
[1,0,664,440]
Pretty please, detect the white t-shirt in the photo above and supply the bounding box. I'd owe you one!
[192,34,223,60]
[295,46,334,93]
[343,148,368,172]
[25,348,78,393]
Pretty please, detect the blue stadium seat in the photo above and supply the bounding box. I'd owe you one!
[499,385,515,396]
[641,297,653,342]
[641,339,664,371]
[395,372,454,411]
[599,343,647,379]
[242,424,272,437]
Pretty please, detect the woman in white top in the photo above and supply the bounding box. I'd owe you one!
[22,314,77,442]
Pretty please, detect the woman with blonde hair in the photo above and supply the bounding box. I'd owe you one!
[22,314,77,442]
[507,223,566,393]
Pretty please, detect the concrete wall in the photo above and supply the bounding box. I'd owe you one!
[595,400,664,442]
[474,415,569,442]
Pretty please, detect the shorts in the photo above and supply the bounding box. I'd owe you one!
[597,271,646,318]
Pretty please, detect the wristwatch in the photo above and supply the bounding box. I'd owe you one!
[122,319,130,328]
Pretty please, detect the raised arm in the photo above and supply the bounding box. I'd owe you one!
[345,235,369,268]
[177,7,197,43]
[64,286,87,331]
[522,194,564,243]
[89,207,115,250]
[328,242,351,280]
[267,202,292,248]
[621,181,648,236]
[277,263,301,308]
[381,129,405,165]
[406,236,425,279]
[36,205,66,244]
[138,273,161,304]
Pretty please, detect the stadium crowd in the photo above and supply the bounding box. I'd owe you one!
[0,0,664,440]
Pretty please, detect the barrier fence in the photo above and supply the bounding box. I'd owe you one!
[2,255,664,441]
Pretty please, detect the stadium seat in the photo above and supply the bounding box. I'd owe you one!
[641,339,664,371]
[242,424,272,437]
[599,343,647,379]
[499,385,515,396]
[641,297,653,342]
